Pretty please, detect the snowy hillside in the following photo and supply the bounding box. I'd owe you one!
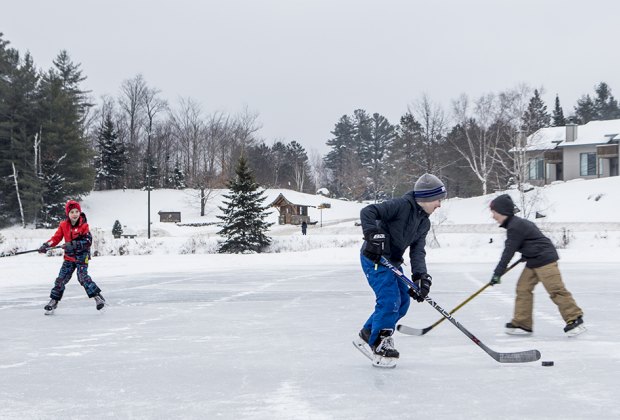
[1,177,620,258]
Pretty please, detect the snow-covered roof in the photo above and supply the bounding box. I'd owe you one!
[559,119,620,147]
[523,127,565,151]
[524,119,620,150]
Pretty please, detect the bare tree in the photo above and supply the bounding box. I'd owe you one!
[450,92,513,195]
[308,148,328,193]
[410,94,447,174]
[11,162,25,228]
[118,75,147,187]
[169,97,203,184]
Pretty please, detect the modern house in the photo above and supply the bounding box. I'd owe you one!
[522,119,620,186]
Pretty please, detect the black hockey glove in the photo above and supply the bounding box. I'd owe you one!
[362,229,386,263]
[63,241,77,253]
[490,274,501,285]
[408,273,432,302]
[38,243,50,254]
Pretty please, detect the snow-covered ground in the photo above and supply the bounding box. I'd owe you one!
[1,177,619,419]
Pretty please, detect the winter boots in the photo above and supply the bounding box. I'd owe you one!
[94,294,106,311]
[44,298,58,315]
[564,316,586,337]
[505,322,533,335]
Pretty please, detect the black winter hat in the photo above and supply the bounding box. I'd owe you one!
[490,194,517,216]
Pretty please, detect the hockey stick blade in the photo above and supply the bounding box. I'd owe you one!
[396,324,431,336]
[492,349,541,363]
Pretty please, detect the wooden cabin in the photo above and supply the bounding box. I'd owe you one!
[269,193,313,225]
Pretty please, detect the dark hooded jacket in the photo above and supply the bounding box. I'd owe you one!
[360,191,430,275]
[494,215,558,276]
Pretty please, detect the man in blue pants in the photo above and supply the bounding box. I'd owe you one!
[355,173,446,366]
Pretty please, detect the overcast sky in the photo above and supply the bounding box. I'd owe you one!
[2,0,620,153]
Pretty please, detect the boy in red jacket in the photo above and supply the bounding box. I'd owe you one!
[38,200,105,314]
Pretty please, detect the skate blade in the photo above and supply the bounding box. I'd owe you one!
[372,355,397,368]
[353,338,398,368]
[565,325,586,337]
[44,310,55,316]
[505,328,532,336]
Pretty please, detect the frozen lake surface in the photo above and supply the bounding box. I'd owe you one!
[1,252,618,419]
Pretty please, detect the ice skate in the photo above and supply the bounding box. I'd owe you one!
[564,317,586,337]
[505,322,533,336]
[94,294,106,311]
[44,298,58,315]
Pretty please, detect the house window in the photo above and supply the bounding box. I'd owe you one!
[580,153,597,176]
[528,158,544,180]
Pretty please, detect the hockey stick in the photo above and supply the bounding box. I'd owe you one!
[398,258,525,336]
[380,257,540,363]
[0,246,61,258]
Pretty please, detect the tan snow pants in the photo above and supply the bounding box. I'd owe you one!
[512,261,583,331]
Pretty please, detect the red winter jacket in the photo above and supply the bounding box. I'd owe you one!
[47,214,92,262]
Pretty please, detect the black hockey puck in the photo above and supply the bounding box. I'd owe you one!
[541,361,554,366]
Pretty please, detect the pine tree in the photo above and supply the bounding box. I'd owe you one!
[95,113,126,190]
[37,51,94,221]
[521,89,551,135]
[38,157,67,227]
[171,159,186,189]
[360,113,397,201]
[0,37,42,225]
[112,220,123,238]
[385,112,424,197]
[593,82,620,120]
[552,95,566,127]
[574,94,596,124]
[217,155,272,253]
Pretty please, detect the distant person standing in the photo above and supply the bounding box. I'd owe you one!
[489,194,585,337]
[301,221,307,235]
[354,173,446,367]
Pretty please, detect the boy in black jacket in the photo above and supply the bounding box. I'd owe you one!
[490,194,585,337]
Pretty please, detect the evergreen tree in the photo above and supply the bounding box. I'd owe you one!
[38,157,67,226]
[552,94,566,126]
[521,89,551,135]
[593,82,620,120]
[360,113,397,201]
[37,51,94,220]
[171,159,186,189]
[324,115,356,197]
[385,112,424,197]
[574,94,597,124]
[217,155,273,253]
[246,142,274,186]
[112,220,123,238]
[95,113,126,190]
[286,140,311,192]
[0,37,42,225]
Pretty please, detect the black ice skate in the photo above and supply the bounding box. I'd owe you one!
[352,328,397,368]
[94,294,106,311]
[372,329,400,359]
[505,322,532,336]
[564,316,586,337]
[44,299,58,315]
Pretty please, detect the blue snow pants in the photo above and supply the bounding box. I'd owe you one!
[50,260,101,300]
[361,254,411,346]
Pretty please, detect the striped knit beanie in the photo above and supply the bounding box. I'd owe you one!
[413,173,447,202]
